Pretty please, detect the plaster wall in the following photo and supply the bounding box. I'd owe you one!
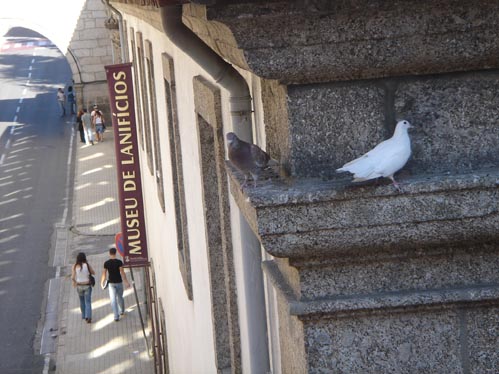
[120,9,278,371]
[120,10,278,373]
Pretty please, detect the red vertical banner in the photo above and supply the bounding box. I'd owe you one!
[105,63,148,267]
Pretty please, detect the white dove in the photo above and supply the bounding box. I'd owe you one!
[336,120,413,189]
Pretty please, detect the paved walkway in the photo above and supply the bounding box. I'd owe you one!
[54,128,154,374]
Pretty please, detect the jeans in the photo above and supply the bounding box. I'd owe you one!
[77,285,92,320]
[58,100,65,116]
[84,127,94,144]
[79,128,85,142]
[108,282,125,320]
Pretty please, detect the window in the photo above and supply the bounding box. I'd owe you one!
[130,29,145,148]
[147,261,170,374]
[194,75,241,372]
[145,40,165,211]
[158,299,169,373]
[142,40,155,176]
[123,20,128,62]
[162,53,192,300]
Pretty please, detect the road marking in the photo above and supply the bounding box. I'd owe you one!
[0,40,52,52]
[61,127,75,225]
[42,354,50,374]
[0,198,17,206]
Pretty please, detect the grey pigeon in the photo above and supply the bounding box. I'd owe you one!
[226,132,271,187]
[336,120,413,189]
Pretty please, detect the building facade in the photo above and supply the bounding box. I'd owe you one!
[106,1,499,373]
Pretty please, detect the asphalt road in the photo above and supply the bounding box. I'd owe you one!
[0,28,74,373]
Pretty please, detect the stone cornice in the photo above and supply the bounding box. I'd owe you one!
[111,0,185,6]
[111,2,164,31]
[262,260,499,319]
[227,164,499,259]
[184,1,499,84]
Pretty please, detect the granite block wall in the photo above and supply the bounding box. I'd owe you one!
[300,305,499,374]
[284,71,499,178]
[229,73,499,369]
[68,0,114,108]
[179,1,499,373]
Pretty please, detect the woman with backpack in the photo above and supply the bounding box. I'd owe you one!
[93,110,106,142]
[71,252,95,323]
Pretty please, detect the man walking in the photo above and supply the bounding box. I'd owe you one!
[101,247,130,321]
[57,88,66,116]
[67,86,76,115]
[81,108,94,145]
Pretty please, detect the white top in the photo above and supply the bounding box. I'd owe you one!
[75,263,90,283]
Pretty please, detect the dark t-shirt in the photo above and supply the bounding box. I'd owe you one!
[104,258,123,283]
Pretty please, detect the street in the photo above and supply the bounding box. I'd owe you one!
[0,27,73,373]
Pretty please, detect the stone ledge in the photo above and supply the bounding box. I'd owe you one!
[263,261,499,318]
[228,163,499,258]
[185,1,499,84]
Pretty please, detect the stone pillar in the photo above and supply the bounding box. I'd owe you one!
[74,83,84,113]
[184,1,499,372]
[68,0,114,110]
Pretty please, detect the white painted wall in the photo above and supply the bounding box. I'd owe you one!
[121,9,275,373]
[122,14,220,373]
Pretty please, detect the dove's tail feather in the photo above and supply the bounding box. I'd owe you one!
[336,157,380,181]
[352,177,369,182]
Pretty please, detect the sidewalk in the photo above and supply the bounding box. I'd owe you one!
[54,128,154,374]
